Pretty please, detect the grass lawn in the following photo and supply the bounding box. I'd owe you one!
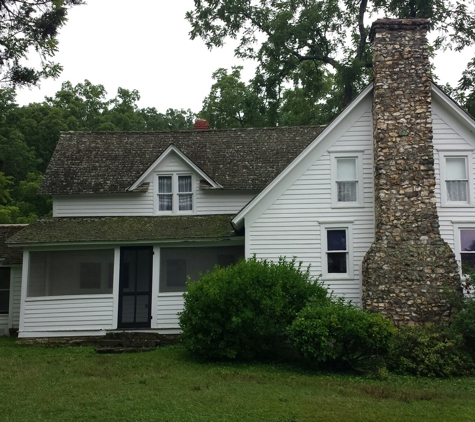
[1,337,475,421]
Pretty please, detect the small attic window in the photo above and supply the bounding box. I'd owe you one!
[157,174,194,214]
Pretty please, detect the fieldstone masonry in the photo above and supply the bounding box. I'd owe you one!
[362,19,462,325]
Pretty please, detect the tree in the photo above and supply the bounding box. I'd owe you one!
[0,0,84,88]
[187,0,475,116]
[200,66,267,128]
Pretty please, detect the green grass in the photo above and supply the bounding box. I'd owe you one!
[1,337,475,421]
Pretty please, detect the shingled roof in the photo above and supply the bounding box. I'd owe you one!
[0,225,26,264]
[6,216,240,245]
[39,126,325,195]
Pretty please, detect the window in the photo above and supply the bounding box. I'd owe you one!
[28,250,114,297]
[320,223,353,278]
[157,174,193,213]
[460,229,475,271]
[159,246,244,292]
[0,267,10,314]
[331,153,363,207]
[446,157,468,202]
[326,229,348,274]
[440,152,473,206]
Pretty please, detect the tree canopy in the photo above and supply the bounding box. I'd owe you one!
[187,0,475,118]
[0,0,83,88]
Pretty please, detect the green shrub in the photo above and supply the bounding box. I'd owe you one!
[387,323,475,377]
[288,299,395,371]
[179,256,329,360]
[449,295,475,354]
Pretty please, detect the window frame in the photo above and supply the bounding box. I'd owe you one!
[454,225,475,295]
[439,151,474,207]
[330,152,364,208]
[155,173,195,215]
[320,223,354,280]
[0,266,10,314]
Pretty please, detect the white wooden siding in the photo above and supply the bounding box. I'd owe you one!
[154,293,184,329]
[9,266,22,328]
[247,109,374,305]
[54,193,155,217]
[0,315,7,335]
[21,296,114,333]
[433,110,475,252]
[196,190,257,215]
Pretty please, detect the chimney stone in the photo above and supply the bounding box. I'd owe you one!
[362,19,462,325]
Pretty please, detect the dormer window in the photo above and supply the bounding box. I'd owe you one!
[157,174,193,213]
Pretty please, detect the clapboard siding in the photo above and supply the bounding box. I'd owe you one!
[195,190,256,215]
[248,109,374,305]
[54,193,155,216]
[10,267,22,328]
[22,296,114,332]
[155,293,184,329]
[433,111,475,252]
[0,315,7,335]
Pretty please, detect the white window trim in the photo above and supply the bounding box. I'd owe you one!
[154,173,195,215]
[439,151,474,207]
[454,224,475,295]
[330,152,364,208]
[320,222,354,280]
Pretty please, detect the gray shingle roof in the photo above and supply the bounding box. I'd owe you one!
[0,225,27,264]
[6,216,239,245]
[39,126,325,195]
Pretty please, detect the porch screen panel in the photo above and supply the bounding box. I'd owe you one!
[159,246,244,292]
[28,250,114,297]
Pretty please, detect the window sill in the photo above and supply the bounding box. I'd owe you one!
[322,274,354,280]
[331,203,365,209]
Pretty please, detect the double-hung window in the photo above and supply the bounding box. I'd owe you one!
[440,152,473,207]
[446,157,468,202]
[459,229,475,271]
[331,153,363,207]
[157,174,193,213]
[320,223,353,278]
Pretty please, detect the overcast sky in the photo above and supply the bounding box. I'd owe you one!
[14,1,475,113]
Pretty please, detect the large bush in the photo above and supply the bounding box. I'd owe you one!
[387,324,475,377]
[288,299,395,371]
[179,256,328,360]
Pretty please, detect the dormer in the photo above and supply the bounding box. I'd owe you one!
[127,145,221,215]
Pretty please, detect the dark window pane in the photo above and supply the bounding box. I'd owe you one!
[167,259,187,287]
[328,252,347,273]
[217,255,236,267]
[327,230,346,251]
[80,263,101,289]
[461,253,475,271]
[0,267,11,289]
[461,230,475,251]
[0,290,9,313]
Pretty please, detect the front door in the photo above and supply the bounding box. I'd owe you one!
[118,246,153,328]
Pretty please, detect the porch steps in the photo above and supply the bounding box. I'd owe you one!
[96,332,178,354]
[17,331,179,353]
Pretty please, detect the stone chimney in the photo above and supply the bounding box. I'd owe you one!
[362,19,462,325]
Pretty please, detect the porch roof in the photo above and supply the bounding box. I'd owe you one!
[0,224,27,264]
[6,215,239,246]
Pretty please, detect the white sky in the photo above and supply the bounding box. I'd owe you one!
[14,0,475,113]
